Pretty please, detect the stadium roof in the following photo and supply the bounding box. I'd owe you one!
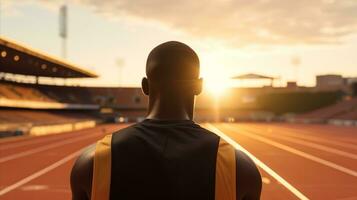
[0,37,98,78]
[232,73,277,80]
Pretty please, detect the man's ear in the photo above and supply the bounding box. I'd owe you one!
[194,78,203,95]
[141,77,149,95]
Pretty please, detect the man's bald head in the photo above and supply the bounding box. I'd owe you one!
[142,41,202,120]
[146,41,200,82]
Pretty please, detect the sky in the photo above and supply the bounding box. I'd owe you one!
[1,0,357,88]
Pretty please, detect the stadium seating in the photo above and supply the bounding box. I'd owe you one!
[0,80,147,108]
[295,97,357,122]
[333,102,357,120]
[334,110,357,120]
[0,81,55,102]
[0,109,94,125]
[0,80,146,136]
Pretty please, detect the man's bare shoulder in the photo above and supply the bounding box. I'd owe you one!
[236,150,262,200]
[70,144,95,200]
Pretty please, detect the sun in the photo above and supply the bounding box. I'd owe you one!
[200,62,232,96]
[203,77,230,96]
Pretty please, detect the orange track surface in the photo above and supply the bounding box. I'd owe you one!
[1,123,356,200]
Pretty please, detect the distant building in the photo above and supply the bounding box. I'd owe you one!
[286,81,298,89]
[315,74,357,94]
[316,75,345,91]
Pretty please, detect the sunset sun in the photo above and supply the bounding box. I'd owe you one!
[203,77,230,96]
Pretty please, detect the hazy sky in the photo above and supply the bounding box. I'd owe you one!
[1,0,357,87]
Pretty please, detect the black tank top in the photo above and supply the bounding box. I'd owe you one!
[110,119,220,200]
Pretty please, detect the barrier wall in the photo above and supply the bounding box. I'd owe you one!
[29,120,96,136]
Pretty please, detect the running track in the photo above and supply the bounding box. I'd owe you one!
[0,123,356,200]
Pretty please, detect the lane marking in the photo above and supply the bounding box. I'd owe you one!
[0,125,123,150]
[0,132,102,163]
[205,123,309,200]
[278,125,357,144]
[0,126,108,150]
[252,124,357,150]
[0,135,29,144]
[240,125,357,160]
[21,185,49,191]
[0,132,88,150]
[224,124,357,177]
[0,147,86,196]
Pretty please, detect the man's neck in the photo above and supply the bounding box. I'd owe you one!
[146,99,193,120]
[146,109,192,120]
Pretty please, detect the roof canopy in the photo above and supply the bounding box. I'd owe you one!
[232,73,277,80]
[0,37,98,78]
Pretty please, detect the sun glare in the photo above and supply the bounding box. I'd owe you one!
[201,66,232,96]
[204,78,230,96]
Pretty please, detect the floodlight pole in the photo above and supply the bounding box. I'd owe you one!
[62,34,67,59]
[0,0,2,36]
[59,4,68,59]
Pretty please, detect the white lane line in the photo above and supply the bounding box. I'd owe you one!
[224,124,357,177]
[253,125,357,150]
[0,126,108,150]
[278,125,357,144]
[0,132,102,163]
[240,126,357,160]
[205,123,309,200]
[0,133,85,150]
[0,147,86,196]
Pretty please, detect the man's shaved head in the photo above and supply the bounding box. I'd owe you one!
[146,41,200,81]
[143,41,202,120]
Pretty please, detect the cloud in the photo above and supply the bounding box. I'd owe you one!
[8,0,357,46]
[77,0,357,46]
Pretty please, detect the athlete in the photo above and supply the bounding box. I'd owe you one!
[71,41,262,200]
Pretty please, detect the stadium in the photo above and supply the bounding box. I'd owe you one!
[1,2,357,200]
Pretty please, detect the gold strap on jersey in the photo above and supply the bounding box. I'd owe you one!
[215,138,236,200]
[91,134,112,200]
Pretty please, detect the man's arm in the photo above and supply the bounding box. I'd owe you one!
[236,150,262,200]
[70,145,95,200]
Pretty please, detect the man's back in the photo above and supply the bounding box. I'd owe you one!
[71,119,261,200]
[110,119,219,199]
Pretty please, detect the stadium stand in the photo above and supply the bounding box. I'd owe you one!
[0,37,97,78]
[335,109,357,120]
[293,97,357,125]
[0,37,102,137]
[0,109,95,124]
[0,80,55,102]
[0,80,147,108]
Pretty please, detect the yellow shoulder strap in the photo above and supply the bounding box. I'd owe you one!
[215,138,237,200]
[91,134,112,200]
